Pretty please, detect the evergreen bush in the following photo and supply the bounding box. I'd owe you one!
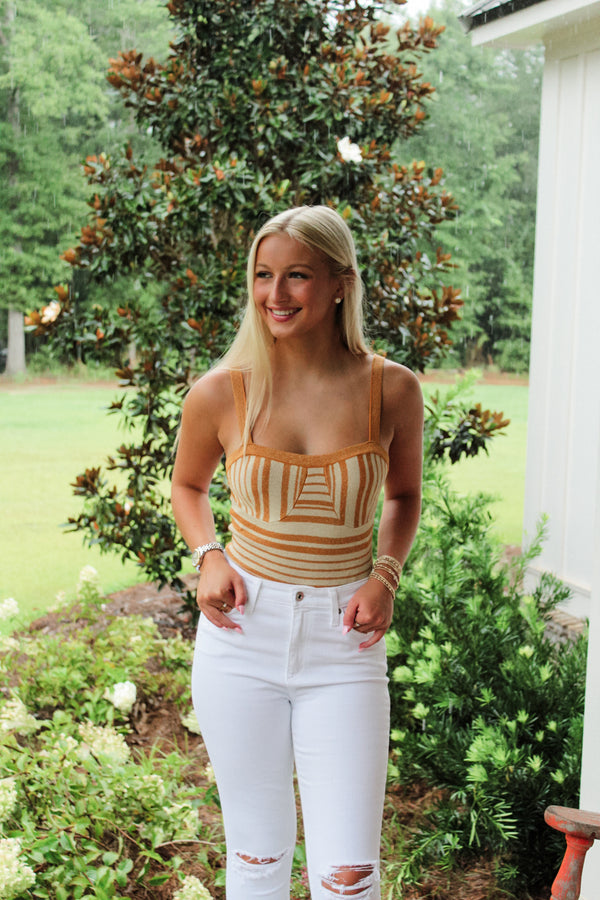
[386,469,587,892]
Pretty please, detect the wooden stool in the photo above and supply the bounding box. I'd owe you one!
[545,806,600,900]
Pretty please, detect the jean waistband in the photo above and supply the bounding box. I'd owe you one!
[227,556,367,613]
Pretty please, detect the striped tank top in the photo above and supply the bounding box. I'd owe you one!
[225,356,389,586]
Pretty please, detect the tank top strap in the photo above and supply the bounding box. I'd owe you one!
[368,355,384,443]
[229,369,247,436]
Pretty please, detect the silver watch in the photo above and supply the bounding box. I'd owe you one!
[191,542,224,571]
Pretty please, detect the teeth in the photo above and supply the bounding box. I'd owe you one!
[270,309,297,317]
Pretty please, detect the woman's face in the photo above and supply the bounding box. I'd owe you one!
[253,233,342,343]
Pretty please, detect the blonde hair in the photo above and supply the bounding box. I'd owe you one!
[217,205,369,444]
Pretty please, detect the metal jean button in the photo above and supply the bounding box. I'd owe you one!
[295,591,304,601]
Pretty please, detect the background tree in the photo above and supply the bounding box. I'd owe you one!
[29,0,475,593]
[0,0,170,373]
[400,0,542,371]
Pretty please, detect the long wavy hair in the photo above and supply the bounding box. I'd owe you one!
[217,205,369,445]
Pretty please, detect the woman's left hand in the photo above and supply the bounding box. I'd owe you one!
[342,578,394,650]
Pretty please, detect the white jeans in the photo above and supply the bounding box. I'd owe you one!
[192,561,390,899]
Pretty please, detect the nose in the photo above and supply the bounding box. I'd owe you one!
[269,275,288,303]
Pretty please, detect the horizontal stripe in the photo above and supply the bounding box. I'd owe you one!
[225,356,387,585]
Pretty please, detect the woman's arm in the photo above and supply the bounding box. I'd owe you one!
[171,370,247,628]
[342,362,424,649]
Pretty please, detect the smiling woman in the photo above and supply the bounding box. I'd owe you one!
[170,205,424,899]
[253,233,343,340]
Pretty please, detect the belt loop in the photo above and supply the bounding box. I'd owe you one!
[244,576,261,615]
[328,587,341,627]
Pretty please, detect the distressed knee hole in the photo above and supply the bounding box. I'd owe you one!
[232,847,290,879]
[320,862,379,897]
[237,852,283,866]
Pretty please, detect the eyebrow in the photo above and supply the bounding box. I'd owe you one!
[255,262,315,270]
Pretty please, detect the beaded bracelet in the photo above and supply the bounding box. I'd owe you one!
[374,562,400,583]
[369,570,397,597]
[374,555,403,578]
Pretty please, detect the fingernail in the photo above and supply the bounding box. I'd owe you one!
[342,625,350,635]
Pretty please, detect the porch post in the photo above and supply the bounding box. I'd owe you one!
[579,425,600,898]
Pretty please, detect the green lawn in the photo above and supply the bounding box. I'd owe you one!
[422,377,529,547]
[1,375,528,627]
[1,381,141,626]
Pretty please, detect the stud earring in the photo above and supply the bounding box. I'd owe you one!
[334,297,343,304]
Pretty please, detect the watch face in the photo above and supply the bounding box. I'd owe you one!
[191,549,201,566]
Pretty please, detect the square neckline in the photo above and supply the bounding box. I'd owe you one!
[227,355,389,467]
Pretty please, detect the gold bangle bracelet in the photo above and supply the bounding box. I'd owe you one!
[373,562,400,584]
[369,570,396,597]
[374,555,403,578]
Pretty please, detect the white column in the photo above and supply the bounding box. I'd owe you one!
[579,422,600,897]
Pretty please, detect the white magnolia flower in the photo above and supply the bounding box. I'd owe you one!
[0,598,18,621]
[0,779,17,822]
[0,838,36,899]
[181,709,202,735]
[40,300,61,324]
[337,136,362,163]
[173,874,213,900]
[105,681,137,714]
[0,698,41,736]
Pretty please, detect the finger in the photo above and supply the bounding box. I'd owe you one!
[342,598,360,634]
[359,628,386,651]
[200,603,242,633]
[231,573,248,613]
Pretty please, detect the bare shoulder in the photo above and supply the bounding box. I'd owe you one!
[181,367,238,442]
[184,367,234,415]
[381,358,422,405]
[380,358,423,444]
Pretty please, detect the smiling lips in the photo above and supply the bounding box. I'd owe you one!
[268,307,300,320]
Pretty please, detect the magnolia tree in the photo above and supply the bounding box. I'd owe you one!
[29,0,505,594]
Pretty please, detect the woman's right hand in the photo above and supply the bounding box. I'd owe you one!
[196,553,247,631]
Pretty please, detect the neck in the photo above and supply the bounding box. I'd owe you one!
[268,332,351,376]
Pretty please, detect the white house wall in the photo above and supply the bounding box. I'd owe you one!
[468,7,600,896]
[523,31,600,619]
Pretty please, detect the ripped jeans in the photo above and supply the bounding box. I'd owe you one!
[192,561,390,899]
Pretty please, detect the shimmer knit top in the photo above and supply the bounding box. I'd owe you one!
[225,355,389,586]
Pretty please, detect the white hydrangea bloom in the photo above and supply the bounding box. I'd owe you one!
[0,599,19,621]
[77,565,100,600]
[0,838,36,899]
[78,565,99,584]
[0,636,19,654]
[0,779,17,822]
[0,698,41,735]
[139,773,166,803]
[78,722,130,766]
[181,709,201,735]
[167,803,198,840]
[337,136,362,163]
[104,681,137,714]
[173,874,213,900]
[203,763,215,784]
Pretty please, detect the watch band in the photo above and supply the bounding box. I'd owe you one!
[191,542,224,571]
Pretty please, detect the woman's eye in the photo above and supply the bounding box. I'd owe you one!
[289,271,308,279]
[255,271,271,279]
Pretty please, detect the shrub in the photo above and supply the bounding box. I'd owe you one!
[386,469,587,893]
[0,572,221,899]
